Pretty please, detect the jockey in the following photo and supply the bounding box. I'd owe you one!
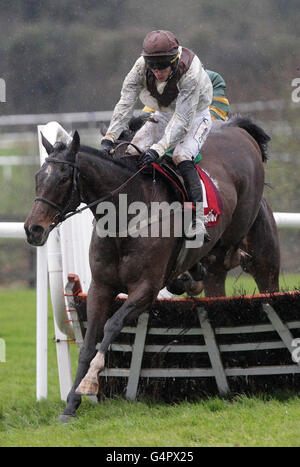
[100,30,213,239]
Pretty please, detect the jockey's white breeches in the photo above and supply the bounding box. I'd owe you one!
[128,107,212,165]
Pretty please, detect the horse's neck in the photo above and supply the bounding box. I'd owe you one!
[77,151,145,212]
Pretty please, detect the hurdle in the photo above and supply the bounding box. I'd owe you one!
[65,275,300,400]
[35,122,300,402]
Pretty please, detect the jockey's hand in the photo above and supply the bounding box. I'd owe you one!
[100,138,114,155]
[139,148,159,167]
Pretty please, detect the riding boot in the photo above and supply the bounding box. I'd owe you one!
[178,160,210,242]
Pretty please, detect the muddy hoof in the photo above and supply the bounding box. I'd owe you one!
[59,414,76,424]
[75,379,99,396]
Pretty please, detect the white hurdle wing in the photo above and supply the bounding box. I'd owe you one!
[38,122,94,400]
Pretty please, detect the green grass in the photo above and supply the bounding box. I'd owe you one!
[0,278,300,447]
[226,272,300,296]
[2,395,300,447]
[0,148,22,156]
[0,165,37,215]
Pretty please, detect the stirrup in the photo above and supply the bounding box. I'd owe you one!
[183,200,210,243]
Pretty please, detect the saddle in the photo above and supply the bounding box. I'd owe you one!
[151,155,223,227]
[152,155,188,201]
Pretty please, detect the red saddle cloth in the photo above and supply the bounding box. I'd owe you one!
[195,166,223,227]
[152,163,223,227]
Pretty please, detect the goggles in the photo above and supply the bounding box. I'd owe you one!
[145,53,179,70]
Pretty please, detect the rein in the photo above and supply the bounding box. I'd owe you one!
[35,143,144,232]
[110,141,142,157]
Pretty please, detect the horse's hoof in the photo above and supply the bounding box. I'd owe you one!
[75,379,99,396]
[59,414,76,424]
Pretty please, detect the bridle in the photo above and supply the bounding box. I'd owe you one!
[35,156,82,231]
[34,142,145,233]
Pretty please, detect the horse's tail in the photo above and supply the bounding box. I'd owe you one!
[226,115,271,162]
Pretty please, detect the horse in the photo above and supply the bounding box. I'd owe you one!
[24,116,279,422]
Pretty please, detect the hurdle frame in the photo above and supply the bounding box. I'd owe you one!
[64,274,300,399]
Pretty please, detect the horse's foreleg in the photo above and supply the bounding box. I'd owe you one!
[60,282,114,422]
[76,281,158,396]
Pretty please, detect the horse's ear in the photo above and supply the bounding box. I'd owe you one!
[72,130,80,150]
[67,130,80,162]
[41,133,54,155]
[99,123,107,136]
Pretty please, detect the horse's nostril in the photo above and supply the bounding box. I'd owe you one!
[24,223,47,246]
[30,224,45,236]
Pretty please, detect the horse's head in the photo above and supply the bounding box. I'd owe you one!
[24,131,81,246]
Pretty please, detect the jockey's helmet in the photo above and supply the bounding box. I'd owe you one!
[142,30,179,71]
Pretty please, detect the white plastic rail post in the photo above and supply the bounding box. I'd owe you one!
[37,122,74,401]
[36,244,48,400]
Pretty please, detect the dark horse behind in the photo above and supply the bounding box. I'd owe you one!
[24,116,280,421]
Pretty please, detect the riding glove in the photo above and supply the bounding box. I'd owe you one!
[100,138,114,155]
[139,148,159,166]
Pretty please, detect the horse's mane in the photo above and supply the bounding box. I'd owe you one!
[54,142,139,173]
[225,115,270,162]
[83,144,139,172]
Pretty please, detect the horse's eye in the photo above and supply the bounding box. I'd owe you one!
[60,176,69,185]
